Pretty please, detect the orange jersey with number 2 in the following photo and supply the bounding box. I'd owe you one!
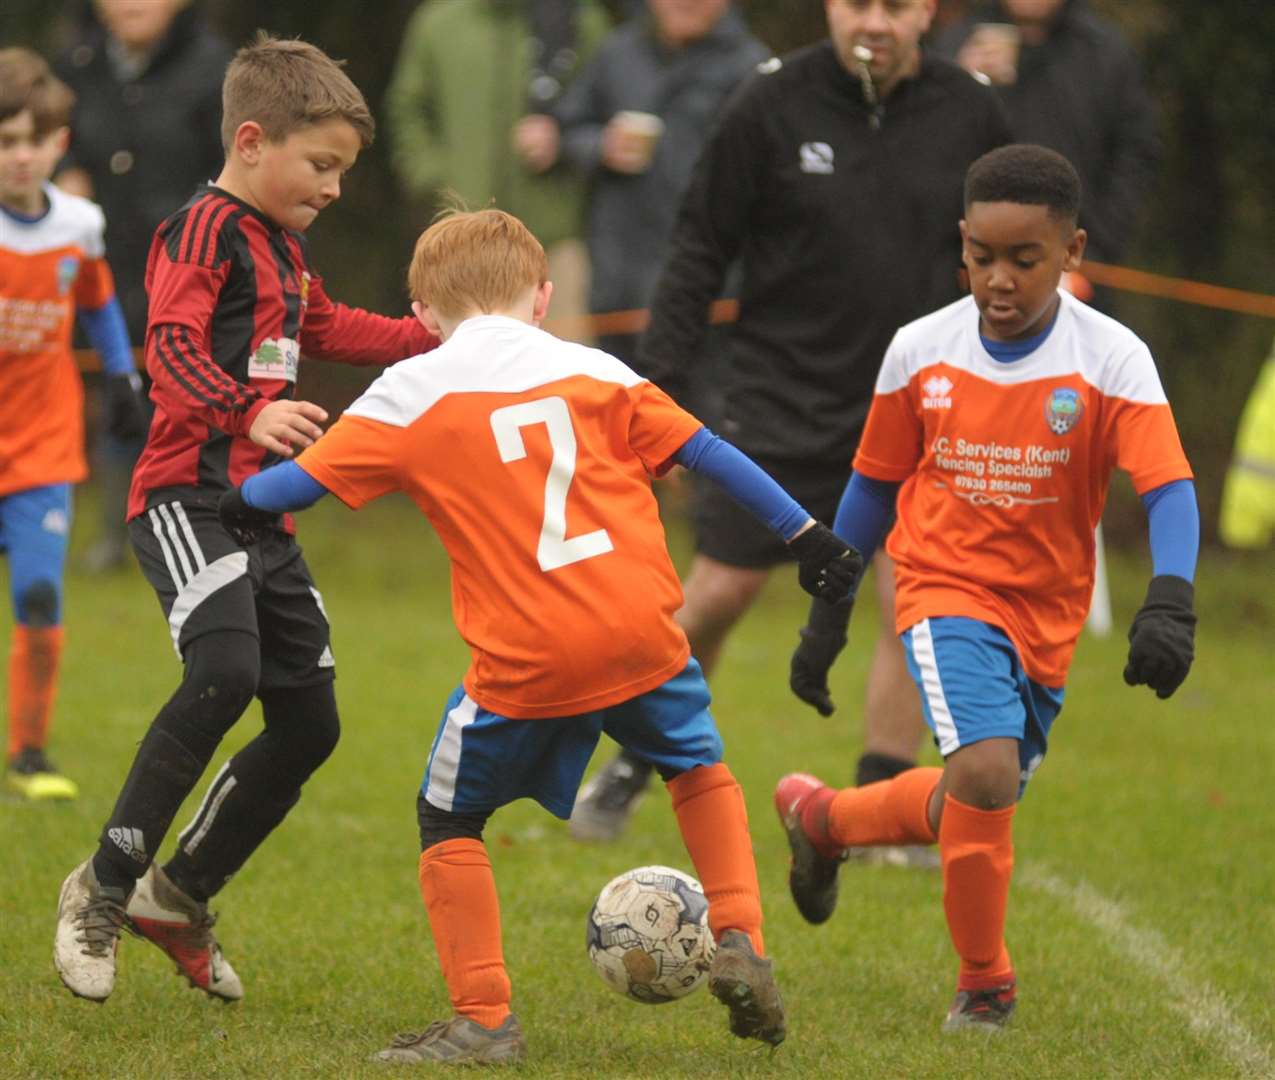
[298,315,703,718]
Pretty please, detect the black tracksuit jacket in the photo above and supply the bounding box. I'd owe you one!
[640,41,1011,465]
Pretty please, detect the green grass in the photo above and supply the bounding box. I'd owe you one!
[3,491,1273,1078]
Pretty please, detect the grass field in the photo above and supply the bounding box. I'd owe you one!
[3,489,1273,1078]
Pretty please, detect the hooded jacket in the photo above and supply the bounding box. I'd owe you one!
[554,9,768,317]
[932,0,1161,263]
[55,6,233,342]
[384,0,611,248]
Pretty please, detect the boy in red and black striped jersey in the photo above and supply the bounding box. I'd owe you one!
[54,35,439,1005]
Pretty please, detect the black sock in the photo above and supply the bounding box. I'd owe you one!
[855,751,915,787]
[93,725,221,893]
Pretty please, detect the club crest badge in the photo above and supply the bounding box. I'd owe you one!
[1044,387,1083,435]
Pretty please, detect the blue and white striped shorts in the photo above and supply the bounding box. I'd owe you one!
[421,658,723,819]
[901,616,1064,798]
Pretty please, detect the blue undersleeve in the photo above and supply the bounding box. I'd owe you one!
[673,428,810,539]
[1141,478,1199,582]
[78,297,134,376]
[831,471,900,576]
[241,461,330,512]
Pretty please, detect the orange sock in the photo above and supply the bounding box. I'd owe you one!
[939,793,1015,990]
[667,763,764,955]
[417,838,511,1029]
[7,626,64,760]
[826,766,941,848]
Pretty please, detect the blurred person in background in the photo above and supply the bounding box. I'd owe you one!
[931,0,1160,274]
[1219,335,1275,549]
[552,0,767,370]
[569,0,1011,847]
[54,0,232,573]
[384,0,612,334]
[1,48,146,801]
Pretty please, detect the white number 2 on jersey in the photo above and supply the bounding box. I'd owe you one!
[489,397,614,571]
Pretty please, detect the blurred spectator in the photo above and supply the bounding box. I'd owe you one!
[553,0,767,368]
[1219,335,1275,549]
[384,0,612,331]
[55,0,231,572]
[931,0,1160,268]
[569,0,1011,845]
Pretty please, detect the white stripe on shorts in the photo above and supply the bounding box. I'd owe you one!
[910,619,961,755]
[153,502,198,582]
[148,507,187,588]
[170,502,207,573]
[424,694,479,812]
[166,551,249,657]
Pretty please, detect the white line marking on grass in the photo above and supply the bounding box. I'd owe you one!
[1021,865,1274,1079]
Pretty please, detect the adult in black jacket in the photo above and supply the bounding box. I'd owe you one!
[931,0,1160,267]
[55,0,231,572]
[570,0,1011,845]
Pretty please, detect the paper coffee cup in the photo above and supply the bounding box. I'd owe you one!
[971,22,1021,84]
[614,110,664,169]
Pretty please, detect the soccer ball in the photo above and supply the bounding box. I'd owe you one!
[586,865,715,1005]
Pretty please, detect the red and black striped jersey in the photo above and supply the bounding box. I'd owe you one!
[127,185,437,520]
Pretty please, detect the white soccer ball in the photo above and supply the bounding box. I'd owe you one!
[586,865,715,1004]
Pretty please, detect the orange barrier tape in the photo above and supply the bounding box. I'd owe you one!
[1082,260,1275,320]
[73,267,1272,372]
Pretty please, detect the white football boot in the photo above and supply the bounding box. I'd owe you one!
[54,858,130,1001]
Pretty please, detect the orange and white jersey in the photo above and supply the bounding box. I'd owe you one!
[298,315,703,718]
[855,290,1192,686]
[0,184,115,496]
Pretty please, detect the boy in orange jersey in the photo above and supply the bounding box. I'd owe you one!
[777,144,1199,1031]
[0,48,146,800]
[53,36,438,1005]
[218,207,861,1064]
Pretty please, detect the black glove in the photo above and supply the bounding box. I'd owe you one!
[787,522,863,604]
[104,371,148,441]
[1123,575,1196,699]
[790,597,852,716]
[217,485,280,547]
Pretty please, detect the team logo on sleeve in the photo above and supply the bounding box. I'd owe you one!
[1044,387,1084,434]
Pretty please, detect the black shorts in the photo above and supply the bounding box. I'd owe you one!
[691,457,852,569]
[129,498,335,692]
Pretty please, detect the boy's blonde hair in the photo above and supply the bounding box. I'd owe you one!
[0,48,74,135]
[408,209,549,319]
[220,33,374,151]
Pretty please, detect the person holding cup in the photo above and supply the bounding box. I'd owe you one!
[933,0,1160,270]
[552,0,767,373]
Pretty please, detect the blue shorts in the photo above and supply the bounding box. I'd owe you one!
[421,658,723,819]
[0,484,72,624]
[901,616,1064,799]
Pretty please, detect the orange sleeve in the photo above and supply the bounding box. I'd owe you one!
[1106,399,1193,494]
[296,414,408,509]
[853,389,924,482]
[74,256,115,310]
[626,381,705,475]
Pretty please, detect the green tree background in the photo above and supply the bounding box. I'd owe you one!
[3,0,1271,540]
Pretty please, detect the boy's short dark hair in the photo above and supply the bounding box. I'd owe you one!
[220,33,374,151]
[964,144,1082,225]
[0,47,74,135]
